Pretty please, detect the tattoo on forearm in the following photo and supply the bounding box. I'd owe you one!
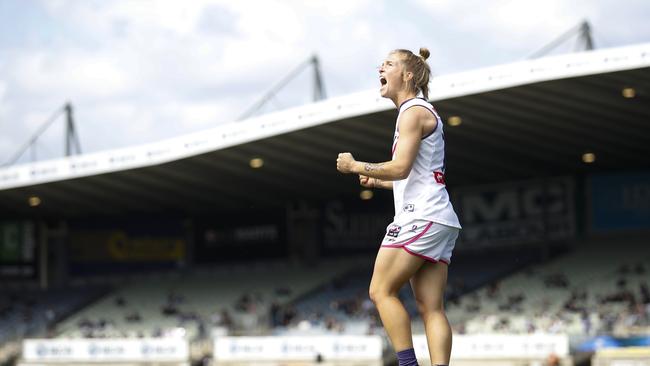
[364,162,385,172]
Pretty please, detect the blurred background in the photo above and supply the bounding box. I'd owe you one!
[0,1,649,366]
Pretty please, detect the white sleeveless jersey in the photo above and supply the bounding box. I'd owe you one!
[391,98,461,229]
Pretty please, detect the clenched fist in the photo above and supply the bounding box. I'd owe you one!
[359,174,376,188]
[336,152,356,174]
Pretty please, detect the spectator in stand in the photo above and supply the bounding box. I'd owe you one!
[640,282,650,304]
[125,311,141,322]
[487,281,500,299]
[115,296,126,307]
[269,302,282,327]
[282,305,297,326]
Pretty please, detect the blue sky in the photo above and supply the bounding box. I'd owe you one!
[1,0,649,164]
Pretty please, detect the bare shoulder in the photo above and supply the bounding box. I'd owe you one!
[399,104,437,132]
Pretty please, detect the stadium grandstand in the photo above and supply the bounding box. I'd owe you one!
[0,41,649,366]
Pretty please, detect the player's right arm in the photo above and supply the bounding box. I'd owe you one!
[359,175,393,190]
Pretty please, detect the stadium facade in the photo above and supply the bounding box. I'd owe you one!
[1,42,649,366]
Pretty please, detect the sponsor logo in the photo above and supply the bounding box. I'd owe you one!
[387,225,402,238]
[458,178,575,246]
[141,344,178,355]
[36,344,73,357]
[333,342,368,352]
[88,344,126,356]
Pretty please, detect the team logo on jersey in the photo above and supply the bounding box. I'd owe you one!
[403,204,415,212]
[386,224,402,238]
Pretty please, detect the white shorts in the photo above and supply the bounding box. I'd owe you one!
[380,219,459,264]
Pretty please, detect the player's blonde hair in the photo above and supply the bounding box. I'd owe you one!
[391,47,431,99]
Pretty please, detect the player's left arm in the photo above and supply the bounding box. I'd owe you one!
[337,108,425,181]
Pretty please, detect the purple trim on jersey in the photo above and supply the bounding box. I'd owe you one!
[381,221,433,247]
[398,97,419,111]
[421,120,438,140]
[402,104,436,117]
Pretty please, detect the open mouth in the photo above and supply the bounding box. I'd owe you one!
[380,76,387,87]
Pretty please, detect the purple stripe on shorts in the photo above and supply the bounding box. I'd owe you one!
[402,245,449,265]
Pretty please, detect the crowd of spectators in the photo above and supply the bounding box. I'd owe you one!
[67,285,306,339]
[455,261,650,336]
[46,255,650,340]
[1,287,104,342]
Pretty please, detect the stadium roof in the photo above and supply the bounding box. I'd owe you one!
[2,43,650,217]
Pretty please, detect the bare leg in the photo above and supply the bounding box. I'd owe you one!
[369,248,425,351]
[410,261,451,365]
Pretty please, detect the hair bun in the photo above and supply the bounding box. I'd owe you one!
[419,47,430,60]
